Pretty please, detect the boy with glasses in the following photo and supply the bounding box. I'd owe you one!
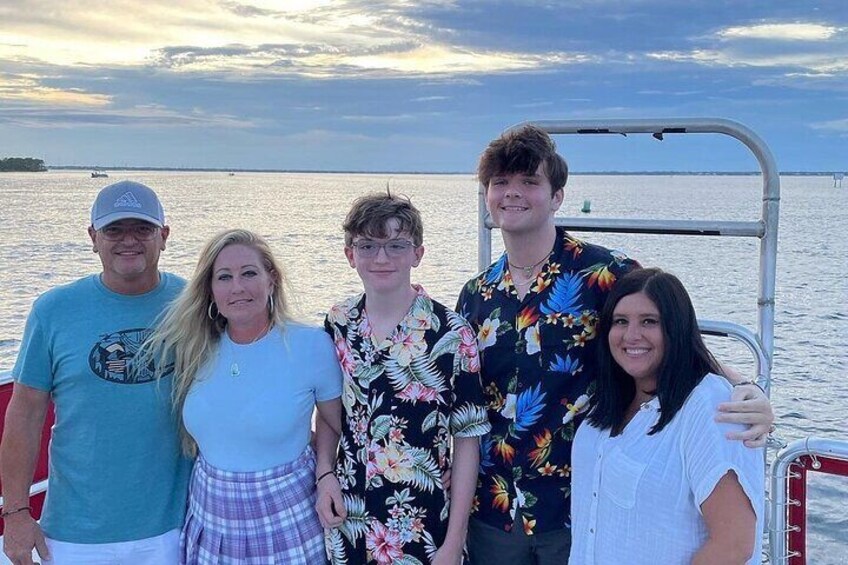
[316,192,490,565]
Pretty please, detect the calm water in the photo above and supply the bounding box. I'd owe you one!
[0,171,845,561]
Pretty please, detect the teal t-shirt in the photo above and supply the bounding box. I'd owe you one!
[13,273,192,543]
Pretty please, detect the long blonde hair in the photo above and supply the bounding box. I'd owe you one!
[143,229,290,455]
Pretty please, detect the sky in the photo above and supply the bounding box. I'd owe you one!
[1,0,846,172]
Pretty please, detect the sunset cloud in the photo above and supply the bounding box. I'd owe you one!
[0,1,844,171]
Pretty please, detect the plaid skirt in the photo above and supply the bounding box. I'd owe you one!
[181,446,326,564]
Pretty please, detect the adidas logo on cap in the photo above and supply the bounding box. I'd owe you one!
[91,180,165,230]
[113,191,143,209]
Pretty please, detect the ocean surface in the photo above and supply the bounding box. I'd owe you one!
[0,170,845,562]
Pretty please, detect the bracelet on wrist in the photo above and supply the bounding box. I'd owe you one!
[316,470,335,485]
[0,505,32,519]
[732,379,765,393]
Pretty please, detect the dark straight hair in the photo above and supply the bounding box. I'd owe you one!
[588,268,722,435]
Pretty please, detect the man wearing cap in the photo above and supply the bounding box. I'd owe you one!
[0,181,191,564]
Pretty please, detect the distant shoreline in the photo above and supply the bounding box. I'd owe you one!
[44,166,842,176]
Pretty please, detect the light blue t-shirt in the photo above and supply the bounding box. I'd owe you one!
[183,323,342,472]
[13,273,192,544]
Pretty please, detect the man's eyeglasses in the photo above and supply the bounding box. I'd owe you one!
[351,239,415,258]
[99,224,159,241]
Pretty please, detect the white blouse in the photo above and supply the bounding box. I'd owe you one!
[569,374,764,564]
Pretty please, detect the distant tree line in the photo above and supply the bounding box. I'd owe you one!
[0,157,47,172]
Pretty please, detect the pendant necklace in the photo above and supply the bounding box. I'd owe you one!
[228,321,272,378]
[508,248,552,280]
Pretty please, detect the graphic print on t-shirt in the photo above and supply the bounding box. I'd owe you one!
[88,328,171,384]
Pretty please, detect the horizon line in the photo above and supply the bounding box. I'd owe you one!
[39,166,846,177]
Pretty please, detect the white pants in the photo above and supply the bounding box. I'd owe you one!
[44,528,179,565]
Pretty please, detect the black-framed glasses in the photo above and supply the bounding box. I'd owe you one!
[351,239,415,258]
[99,224,159,241]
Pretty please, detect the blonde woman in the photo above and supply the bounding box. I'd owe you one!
[144,229,342,564]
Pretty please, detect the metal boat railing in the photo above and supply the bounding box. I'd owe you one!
[770,438,848,564]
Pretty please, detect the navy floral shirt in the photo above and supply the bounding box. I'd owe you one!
[456,227,638,535]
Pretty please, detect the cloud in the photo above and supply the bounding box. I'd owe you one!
[278,128,373,145]
[646,38,848,74]
[0,0,589,79]
[411,95,450,102]
[640,19,848,77]
[810,118,848,132]
[279,127,463,151]
[221,1,280,18]
[636,89,704,96]
[512,101,554,108]
[0,100,252,129]
[2,1,846,172]
[0,0,598,130]
[718,23,843,41]
[0,74,112,107]
[647,47,848,74]
[340,113,423,122]
[0,0,368,68]
[149,37,592,77]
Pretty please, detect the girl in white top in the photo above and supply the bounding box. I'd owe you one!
[569,268,763,565]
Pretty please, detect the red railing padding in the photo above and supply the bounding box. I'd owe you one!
[0,381,55,535]
[786,454,848,565]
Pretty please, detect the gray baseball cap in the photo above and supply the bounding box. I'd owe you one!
[91,180,165,230]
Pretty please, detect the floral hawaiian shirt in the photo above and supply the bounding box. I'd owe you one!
[456,227,638,536]
[324,285,491,565]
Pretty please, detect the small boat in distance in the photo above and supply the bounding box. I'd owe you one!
[91,169,109,178]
